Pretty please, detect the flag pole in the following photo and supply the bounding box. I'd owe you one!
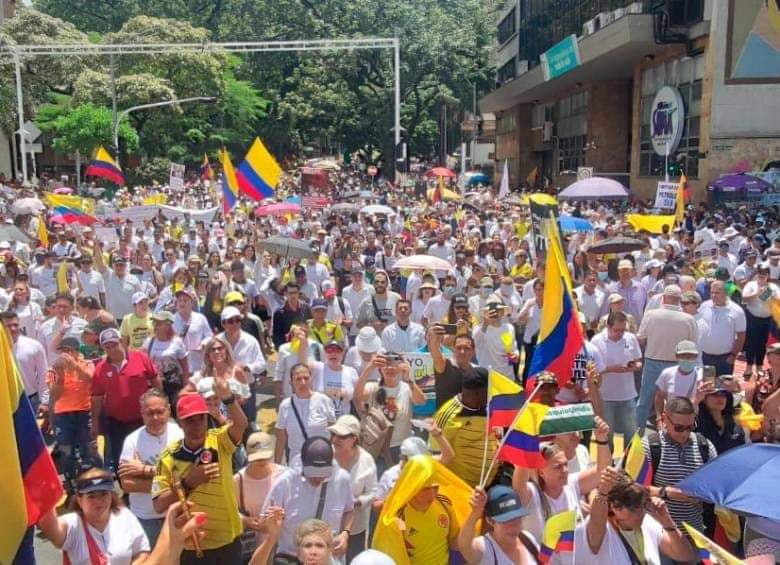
[478,397,491,486]
[479,382,543,489]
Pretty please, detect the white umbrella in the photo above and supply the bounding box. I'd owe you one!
[558,177,629,200]
[393,254,453,272]
[12,197,45,215]
[360,204,395,216]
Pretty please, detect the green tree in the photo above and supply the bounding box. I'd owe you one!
[37,103,139,155]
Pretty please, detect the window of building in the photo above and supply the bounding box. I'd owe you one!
[497,113,517,135]
[496,58,517,87]
[555,90,589,173]
[498,8,517,45]
[639,54,704,179]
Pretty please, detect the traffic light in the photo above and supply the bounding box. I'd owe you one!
[667,161,681,177]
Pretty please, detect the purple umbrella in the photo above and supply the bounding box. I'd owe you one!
[558,177,629,200]
[707,173,773,194]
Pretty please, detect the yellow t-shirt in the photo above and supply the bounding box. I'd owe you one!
[401,496,458,565]
[119,313,153,349]
[308,320,345,346]
[153,425,242,550]
[510,263,534,279]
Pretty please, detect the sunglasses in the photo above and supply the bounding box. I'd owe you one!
[668,421,694,433]
[223,318,241,325]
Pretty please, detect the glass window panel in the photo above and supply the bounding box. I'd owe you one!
[694,54,705,79]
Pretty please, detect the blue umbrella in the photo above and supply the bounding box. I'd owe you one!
[467,173,491,186]
[707,173,773,194]
[559,215,594,233]
[286,195,302,205]
[677,444,780,520]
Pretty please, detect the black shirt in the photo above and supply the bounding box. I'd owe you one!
[434,359,467,408]
[271,303,312,348]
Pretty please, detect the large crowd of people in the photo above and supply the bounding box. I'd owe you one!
[3,161,780,565]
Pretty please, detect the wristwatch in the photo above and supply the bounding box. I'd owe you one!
[659,486,669,500]
[222,394,236,405]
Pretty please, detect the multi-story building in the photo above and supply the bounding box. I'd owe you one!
[480,0,780,201]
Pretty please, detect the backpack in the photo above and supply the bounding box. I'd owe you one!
[360,405,393,458]
[646,430,710,475]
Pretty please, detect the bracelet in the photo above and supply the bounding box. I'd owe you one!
[663,525,678,532]
[594,439,609,445]
[341,529,351,536]
[222,394,236,405]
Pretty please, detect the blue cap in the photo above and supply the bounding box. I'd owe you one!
[486,485,529,522]
[311,298,328,310]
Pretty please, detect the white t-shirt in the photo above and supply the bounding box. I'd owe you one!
[119,422,183,519]
[276,392,335,467]
[173,312,212,372]
[742,281,780,318]
[525,473,582,543]
[655,366,702,402]
[310,361,358,417]
[77,270,106,300]
[591,331,643,402]
[363,381,413,447]
[61,507,150,565]
[142,336,188,380]
[574,515,665,565]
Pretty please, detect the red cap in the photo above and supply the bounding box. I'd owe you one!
[324,288,336,299]
[176,393,209,420]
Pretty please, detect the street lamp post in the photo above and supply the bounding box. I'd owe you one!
[113,96,217,151]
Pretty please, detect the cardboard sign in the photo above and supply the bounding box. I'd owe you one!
[654,181,678,210]
[539,403,596,436]
[94,227,119,244]
[169,162,185,190]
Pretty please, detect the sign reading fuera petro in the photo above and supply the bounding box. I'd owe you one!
[651,86,685,156]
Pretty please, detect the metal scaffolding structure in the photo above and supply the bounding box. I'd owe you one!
[1,38,401,181]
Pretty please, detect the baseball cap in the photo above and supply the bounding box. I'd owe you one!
[224,290,246,305]
[451,293,468,307]
[132,291,148,305]
[175,287,197,302]
[112,254,127,264]
[608,293,624,304]
[311,298,328,310]
[152,311,175,323]
[300,436,334,478]
[58,337,81,352]
[328,414,361,437]
[195,377,217,399]
[99,328,121,346]
[246,432,275,462]
[462,367,488,390]
[676,340,699,356]
[221,306,243,321]
[176,393,210,420]
[618,259,633,270]
[75,472,115,494]
[324,340,345,351]
[486,485,529,522]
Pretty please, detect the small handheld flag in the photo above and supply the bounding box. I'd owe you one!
[487,370,525,429]
[682,522,744,565]
[85,146,125,186]
[236,137,281,202]
[498,402,548,469]
[622,432,653,486]
[200,153,214,182]
[218,148,240,215]
[55,261,69,294]
[37,219,49,248]
[539,510,576,563]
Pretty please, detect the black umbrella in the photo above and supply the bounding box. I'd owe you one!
[588,236,647,254]
[259,236,318,261]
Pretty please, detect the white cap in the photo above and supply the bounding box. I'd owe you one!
[356,327,382,353]
[220,306,242,321]
[350,550,396,565]
[132,291,148,305]
[196,377,216,399]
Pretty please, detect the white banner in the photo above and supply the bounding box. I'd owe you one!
[114,204,219,225]
[654,181,678,210]
[169,162,185,191]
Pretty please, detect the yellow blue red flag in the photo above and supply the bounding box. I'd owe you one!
[682,522,743,565]
[0,319,63,562]
[85,146,125,185]
[498,402,548,469]
[236,137,281,201]
[200,153,214,181]
[527,215,584,388]
[539,510,576,563]
[218,148,240,215]
[488,369,525,428]
[623,432,653,486]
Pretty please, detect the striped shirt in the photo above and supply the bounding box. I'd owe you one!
[642,431,717,530]
[434,395,498,487]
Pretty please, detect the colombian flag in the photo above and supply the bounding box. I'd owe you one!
[498,402,548,469]
[539,510,576,563]
[218,148,240,215]
[85,146,125,186]
[200,153,214,182]
[431,176,444,204]
[43,194,95,215]
[488,369,525,429]
[527,215,584,389]
[623,432,653,486]
[682,522,743,565]
[0,319,63,562]
[52,206,97,225]
[236,137,281,202]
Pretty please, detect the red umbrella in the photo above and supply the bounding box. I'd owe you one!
[425,167,456,179]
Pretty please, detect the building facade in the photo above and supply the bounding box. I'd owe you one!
[481,0,780,201]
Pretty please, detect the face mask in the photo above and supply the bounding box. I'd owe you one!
[443,286,456,298]
[480,287,492,298]
[678,359,697,373]
[500,284,513,295]
[598,271,609,282]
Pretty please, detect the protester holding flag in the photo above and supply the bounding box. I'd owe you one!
[583,466,694,565]
[512,417,612,542]
[458,485,539,564]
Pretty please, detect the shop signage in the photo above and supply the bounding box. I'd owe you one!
[650,86,685,156]
[654,181,678,210]
[540,35,582,81]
